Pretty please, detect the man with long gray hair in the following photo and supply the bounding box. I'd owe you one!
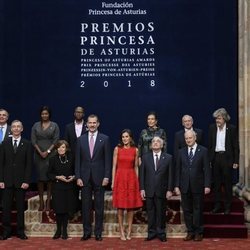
[208,108,239,215]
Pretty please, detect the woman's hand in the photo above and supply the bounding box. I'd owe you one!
[67,176,75,182]
[56,175,67,182]
[40,151,48,159]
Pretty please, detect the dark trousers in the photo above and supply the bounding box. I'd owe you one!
[55,213,69,235]
[181,190,204,235]
[146,195,166,238]
[2,187,25,235]
[213,153,232,210]
[81,181,105,236]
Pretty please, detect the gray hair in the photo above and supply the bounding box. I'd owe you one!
[0,109,9,118]
[182,114,193,123]
[213,108,230,122]
[11,120,23,128]
[151,136,164,148]
[184,130,197,140]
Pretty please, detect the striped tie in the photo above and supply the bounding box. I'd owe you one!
[188,147,194,164]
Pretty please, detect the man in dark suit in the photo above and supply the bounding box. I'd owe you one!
[140,136,173,242]
[0,120,32,240]
[64,106,86,156]
[0,109,11,208]
[208,108,239,214]
[174,114,203,162]
[75,114,111,241]
[175,130,211,241]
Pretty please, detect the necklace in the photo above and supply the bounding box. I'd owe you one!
[59,155,68,164]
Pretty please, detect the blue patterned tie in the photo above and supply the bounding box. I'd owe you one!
[188,147,194,164]
[0,127,3,143]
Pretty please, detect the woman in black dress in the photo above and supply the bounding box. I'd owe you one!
[48,140,77,240]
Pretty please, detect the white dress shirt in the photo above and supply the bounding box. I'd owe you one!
[215,124,226,152]
[75,120,84,138]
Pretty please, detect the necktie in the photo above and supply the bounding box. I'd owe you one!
[0,127,3,143]
[188,147,194,164]
[89,134,94,158]
[155,154,159,171]
[13,139,18,153]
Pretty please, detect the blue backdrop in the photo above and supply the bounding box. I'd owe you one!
[0,0,238,154]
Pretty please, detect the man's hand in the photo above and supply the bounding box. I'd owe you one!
[0,182,5,189]
[174,187,181,195]
[233,163,239,169]
[21,183,29,189]
[77,178,84,187]
[102,178,109,186]
[140,190,146,200]
[166,191,172,199]
[204,187,211,194]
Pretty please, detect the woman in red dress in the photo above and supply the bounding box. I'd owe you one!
[112,129,143,241]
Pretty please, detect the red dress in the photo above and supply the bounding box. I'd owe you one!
[113,147,143,209]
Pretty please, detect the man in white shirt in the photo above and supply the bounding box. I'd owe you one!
[208,108,239,215]
[175,130,211,241]
[64,106,86,156]
[0,120,32,240]
[75,114,111,241]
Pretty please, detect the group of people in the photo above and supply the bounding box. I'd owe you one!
[0,106,239,243]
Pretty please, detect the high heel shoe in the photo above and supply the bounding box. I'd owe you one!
[120,232,126,241]
[38,200,44,211]
[52,231,61,239]
[45,199,51,211]
[126,232,132,240]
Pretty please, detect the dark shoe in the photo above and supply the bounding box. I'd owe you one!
[81,234,91,241]
[194,234,203,241]
[95,235,103,241]
[183,234,194,241]
[224,209,231,215]
[144,235,156,241]
[159,237,167,242]
[53,232,61,239]
[211,207,221,214]
[17,234,28,240]
[1,234,11,240]
[62,233,68,240]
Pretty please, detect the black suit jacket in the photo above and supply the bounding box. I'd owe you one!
[175,145,211,194]
[4,125,11,141]
[139,152,173,198]
[64,122,86,153]
[75,132,112,186]
[208,123,239,165]
[0,138,32,187]
[174,128,203,160]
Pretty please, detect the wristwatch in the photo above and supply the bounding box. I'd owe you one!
[47,149,51,154]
